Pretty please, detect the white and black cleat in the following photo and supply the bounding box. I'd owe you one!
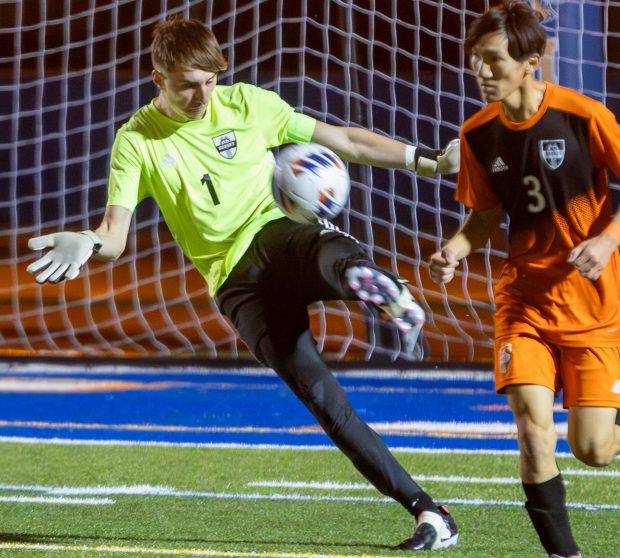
[398,505,458,551]
[346,265,425,342]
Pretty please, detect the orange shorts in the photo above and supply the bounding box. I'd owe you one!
[494,333,620,408]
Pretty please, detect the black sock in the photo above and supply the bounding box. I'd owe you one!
[616,409,620,426]
[409,492,438,519]
[523,474,579,556]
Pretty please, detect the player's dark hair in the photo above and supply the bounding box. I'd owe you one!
[465,0,546,60]
[151,17,228,73]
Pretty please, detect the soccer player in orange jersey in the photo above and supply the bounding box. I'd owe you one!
[428,2,620,557]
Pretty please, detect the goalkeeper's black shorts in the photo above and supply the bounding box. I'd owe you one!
[215,216,367,363]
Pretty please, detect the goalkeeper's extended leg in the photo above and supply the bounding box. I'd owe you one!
[216,219,457,550]
[259,329,458,551]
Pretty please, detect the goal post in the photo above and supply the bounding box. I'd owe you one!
[1,0,618,363]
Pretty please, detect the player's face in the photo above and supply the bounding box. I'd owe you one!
[469,31,533,104]
[153,65,218,121]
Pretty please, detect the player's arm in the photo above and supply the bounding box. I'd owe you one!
[310,120,460,176]
[429,205,503,284]
[91,205,133,261]
[27,205,133,284]
[567,208,620,280]
[568,102,620,280]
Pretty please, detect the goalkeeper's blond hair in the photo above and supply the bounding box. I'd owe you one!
[151,17,228,73]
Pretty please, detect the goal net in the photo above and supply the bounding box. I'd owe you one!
[2,0,618,363]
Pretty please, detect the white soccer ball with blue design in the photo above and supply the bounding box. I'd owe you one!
[272,143,351,224]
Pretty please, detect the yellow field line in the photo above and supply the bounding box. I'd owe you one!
[0,541,413,558]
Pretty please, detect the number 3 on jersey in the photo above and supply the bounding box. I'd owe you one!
[523,175,546,213]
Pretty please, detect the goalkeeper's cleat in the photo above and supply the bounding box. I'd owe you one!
[549,554,582,558]
[398,505,458,551]
[345,265,425,338]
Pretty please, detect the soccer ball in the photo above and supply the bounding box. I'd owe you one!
[272,143,350,224]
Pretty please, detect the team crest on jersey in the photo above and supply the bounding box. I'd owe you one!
[538,139,565,170]
[212,131,237,159]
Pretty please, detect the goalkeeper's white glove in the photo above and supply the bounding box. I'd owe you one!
[406,138,461,176]
[27,230,102,284]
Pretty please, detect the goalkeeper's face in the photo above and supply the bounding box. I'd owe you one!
[153,65,218,122]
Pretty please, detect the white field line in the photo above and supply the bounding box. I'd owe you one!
[0,495,112,505]
[562,468,620,477]
[441,497,618,511]
[0,377,493,397]
[1,435,588,458]
[0,418,552,438]
[0,361,494,381]
[0,484,178,496]
[248,476,522,487]
[0,483,618,511]
[0,485,389,505]
[0,542,398,558]
[248,467,620,489]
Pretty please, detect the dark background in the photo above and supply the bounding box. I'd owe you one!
[0,0,618,361]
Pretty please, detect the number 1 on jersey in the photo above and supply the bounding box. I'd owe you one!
[201,173,220,205]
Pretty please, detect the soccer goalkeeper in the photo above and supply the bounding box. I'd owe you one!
[27,17,459,551]
[428,2,620,557]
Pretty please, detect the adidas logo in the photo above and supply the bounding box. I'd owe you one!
[491,156,508,173]
[161,153,178,168]
[613,380,620,394]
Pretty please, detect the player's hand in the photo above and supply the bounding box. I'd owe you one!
[436,138,460,175]
[414,139,460,176]
[429,247,459,284]
[567,232,617,281]
[27,232,96,284]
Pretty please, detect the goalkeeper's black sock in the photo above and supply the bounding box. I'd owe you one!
[409,491,439,520]
[523,474,580,556]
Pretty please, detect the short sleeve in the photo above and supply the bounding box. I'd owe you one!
[456,132,502,211]
[589,102,620,181]
[285,112,316,144]
[240,84,316,147]
[107,131,148,211]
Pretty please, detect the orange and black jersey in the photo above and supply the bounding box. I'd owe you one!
[457,82,620,346]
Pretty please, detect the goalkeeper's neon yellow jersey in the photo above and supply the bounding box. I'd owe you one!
[107,82,316,294]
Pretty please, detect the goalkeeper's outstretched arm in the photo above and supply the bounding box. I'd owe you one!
[27,205,133,284]
[311,121,460,176]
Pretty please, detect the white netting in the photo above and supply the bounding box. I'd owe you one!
[2,0,619,362]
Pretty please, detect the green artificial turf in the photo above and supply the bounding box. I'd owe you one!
[0,442,617,558]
